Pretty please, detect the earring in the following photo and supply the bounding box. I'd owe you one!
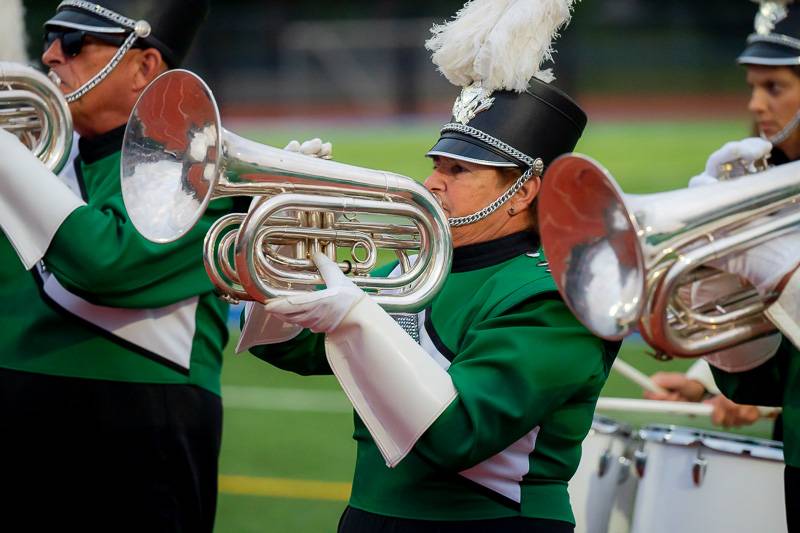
[508,207,516,215]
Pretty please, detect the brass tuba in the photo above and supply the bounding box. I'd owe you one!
[121,69,451,313]
[0,62,72,173]
[537,154,800,357]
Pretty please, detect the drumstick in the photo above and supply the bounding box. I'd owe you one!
[612,359,668,395]
[595,397,781,418]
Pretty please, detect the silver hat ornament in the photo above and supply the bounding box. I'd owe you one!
[426,0,577,126]
[754,0,793,36]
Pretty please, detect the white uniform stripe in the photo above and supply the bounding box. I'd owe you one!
[42,274,198,370]
[43,135,198,370]
[459,426,540,503]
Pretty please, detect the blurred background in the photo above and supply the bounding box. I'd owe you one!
[21,1,775,531]
[23,0,756,120]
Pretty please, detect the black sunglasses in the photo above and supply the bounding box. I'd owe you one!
[43,29,127,57]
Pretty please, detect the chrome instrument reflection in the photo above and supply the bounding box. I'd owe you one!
[121,69,452,313]
[0,62,72,172]
[537,153,800,357]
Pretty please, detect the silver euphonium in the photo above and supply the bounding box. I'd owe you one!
[121,69,451,312]
[0,62,72,173]
[538,154,800,357]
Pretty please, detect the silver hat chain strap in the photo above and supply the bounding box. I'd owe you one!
[440,123,544,228]
[765,107,800,145]
[55,1,151,103]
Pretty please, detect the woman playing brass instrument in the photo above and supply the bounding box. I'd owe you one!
[240,1,619,531]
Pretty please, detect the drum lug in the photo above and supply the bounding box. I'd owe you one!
[616,456,632,484]
[692,450,708,487]
[634,448,647,478]
[598,449,611,478]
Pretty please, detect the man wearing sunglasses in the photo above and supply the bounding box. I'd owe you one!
[0,1,232,531]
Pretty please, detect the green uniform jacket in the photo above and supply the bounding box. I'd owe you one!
[711,339,800,467]
[0,128,231,395]
[251,232,619,523]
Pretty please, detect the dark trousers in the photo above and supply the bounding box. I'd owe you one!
[0,368,222,533]
[788,465,800,533]
[338,506,575,533]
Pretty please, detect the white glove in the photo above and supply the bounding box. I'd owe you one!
[0,129,85,269]
[283,138,333,159]
[262,252,364,333]
[688,137,772,187]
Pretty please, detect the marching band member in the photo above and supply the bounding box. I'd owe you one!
[243,1,619,531]
[0,1,230,530]
[686,1,800,529]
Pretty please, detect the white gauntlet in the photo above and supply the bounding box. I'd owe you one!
[0,129,85,268]
[264,253,457,467]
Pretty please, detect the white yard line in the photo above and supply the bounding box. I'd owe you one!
[222,385,352,413]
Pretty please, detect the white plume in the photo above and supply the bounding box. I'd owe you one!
[426,0,577,92]
[0,0,28,63]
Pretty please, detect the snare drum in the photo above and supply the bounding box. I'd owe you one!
[570,416,638,533]
[631,425,786,533]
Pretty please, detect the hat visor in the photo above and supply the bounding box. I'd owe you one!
[426,135,520,168]
[738,40,800,66]
[45,8,129,34]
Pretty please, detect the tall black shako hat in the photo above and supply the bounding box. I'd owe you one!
[739,0,800,66]
[45,0,209,68]
[428,79,586,169]
[423,0,585,227]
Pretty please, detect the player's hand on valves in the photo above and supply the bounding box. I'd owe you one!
[705,395,761,428]
[688,137,772,187]
[262,252,364,333]
[284,138,332,159]
[643,372,706,402]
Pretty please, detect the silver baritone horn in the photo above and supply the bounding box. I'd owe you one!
[121,69,452,313]
[538,154,799,357]
[0,62,73,173]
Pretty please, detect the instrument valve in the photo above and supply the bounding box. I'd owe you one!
[645,349,673,362]
[692,448,708,487]
[341,260,353,275]
[218,293,239,305]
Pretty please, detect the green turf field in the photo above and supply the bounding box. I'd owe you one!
[215,118,774,532]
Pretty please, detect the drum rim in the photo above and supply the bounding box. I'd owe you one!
[591,415,635,438]
[638,424,784,462]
